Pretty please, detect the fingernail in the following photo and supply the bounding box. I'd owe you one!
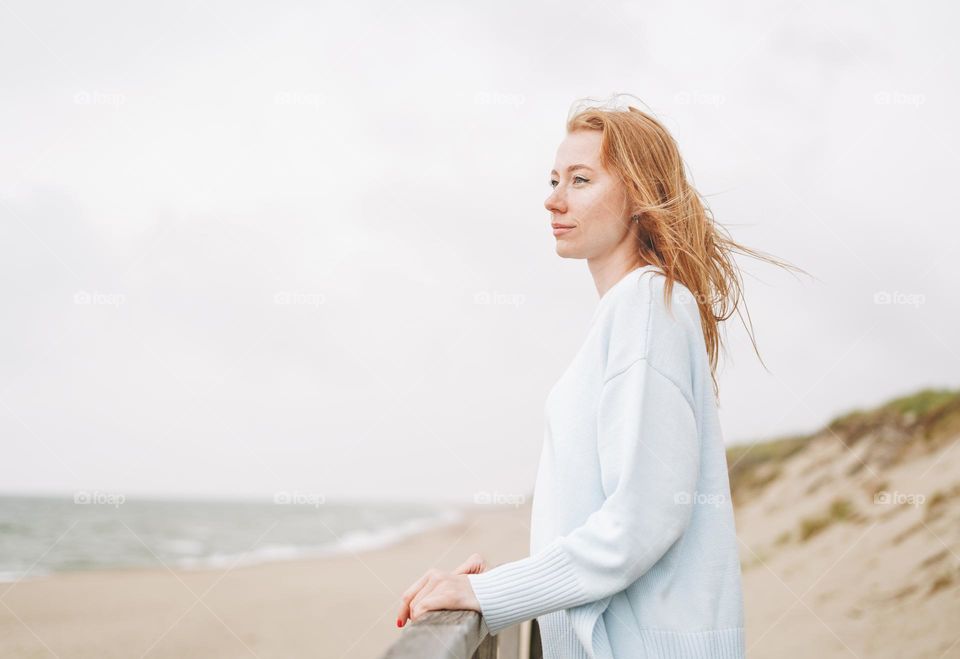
[397,618,404,628]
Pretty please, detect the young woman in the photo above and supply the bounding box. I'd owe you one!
[396,98,797,659]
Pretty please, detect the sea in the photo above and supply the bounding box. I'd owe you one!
[0,493,463,582]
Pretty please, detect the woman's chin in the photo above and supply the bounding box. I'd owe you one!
[555,242,580,258]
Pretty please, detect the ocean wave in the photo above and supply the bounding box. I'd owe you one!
[174,507,464,571]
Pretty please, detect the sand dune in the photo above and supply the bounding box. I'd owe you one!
[735,389,960,658]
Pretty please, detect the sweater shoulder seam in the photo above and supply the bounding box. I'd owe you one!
[600,356,696,417]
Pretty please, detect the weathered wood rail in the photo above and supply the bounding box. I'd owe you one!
[381,610,542,659]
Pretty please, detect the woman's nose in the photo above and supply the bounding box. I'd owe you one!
[545,188,565,214]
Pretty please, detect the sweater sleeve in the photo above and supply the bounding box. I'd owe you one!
[466,358,700,635]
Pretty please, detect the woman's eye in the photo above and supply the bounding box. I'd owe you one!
[550,176,588,188]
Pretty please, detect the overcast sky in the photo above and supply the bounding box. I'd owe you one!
[1,1,957,504]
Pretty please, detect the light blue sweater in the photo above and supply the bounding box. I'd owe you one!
[467,265,746,659]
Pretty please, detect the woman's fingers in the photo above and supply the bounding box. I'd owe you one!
[397,575,425,626]
[409,581,434,621]
[397,570,434,627]
[408,574,478,621]
[452,553,487,575]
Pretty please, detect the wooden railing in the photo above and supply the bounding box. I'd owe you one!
[380,610,542,659]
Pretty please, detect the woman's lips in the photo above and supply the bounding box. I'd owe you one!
[552,226,574,236]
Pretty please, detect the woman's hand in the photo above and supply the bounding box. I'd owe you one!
[396,553,487,627]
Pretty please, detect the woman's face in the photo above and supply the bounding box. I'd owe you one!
[545,130,635,260]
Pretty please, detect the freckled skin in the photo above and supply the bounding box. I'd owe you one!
[545,130,646,297]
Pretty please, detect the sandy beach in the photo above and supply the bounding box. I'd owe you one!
[3,421,959,659]
[0,503,533,659]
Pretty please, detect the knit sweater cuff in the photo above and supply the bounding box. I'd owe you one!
[465,542,587,636]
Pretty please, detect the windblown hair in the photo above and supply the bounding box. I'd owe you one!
[566,95,806,400]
